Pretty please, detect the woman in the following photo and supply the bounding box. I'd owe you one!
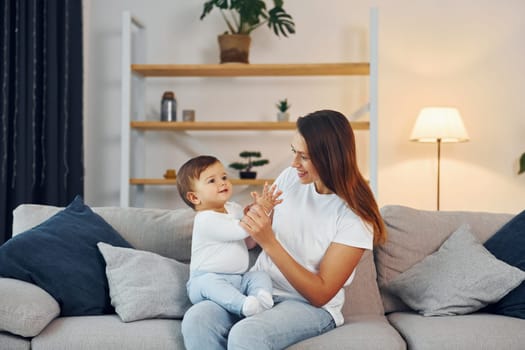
[181,110,387,350]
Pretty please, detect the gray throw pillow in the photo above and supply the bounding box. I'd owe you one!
[97,242,192,322]
[0,278,60,337]
[385,224,525,316]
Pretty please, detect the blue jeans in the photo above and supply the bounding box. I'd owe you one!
[187,270,272,317]
[181,296,336,350]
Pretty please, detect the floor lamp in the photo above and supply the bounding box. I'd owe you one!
[410,107,469,211]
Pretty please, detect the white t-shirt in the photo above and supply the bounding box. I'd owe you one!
[190,202,250,274]
[251,167,373,326]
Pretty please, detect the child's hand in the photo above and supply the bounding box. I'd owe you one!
[250,182,283,216]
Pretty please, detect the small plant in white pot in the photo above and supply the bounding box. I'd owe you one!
[276,98,290,122]
[229,151,269,179]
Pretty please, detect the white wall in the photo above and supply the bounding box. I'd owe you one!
[84,0,525,213]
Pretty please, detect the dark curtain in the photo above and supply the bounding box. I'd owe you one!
[0,0,83,244]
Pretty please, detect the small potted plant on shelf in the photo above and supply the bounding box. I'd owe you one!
[229,151,269,179]
[200,0,295,63]
[276,98,291,122]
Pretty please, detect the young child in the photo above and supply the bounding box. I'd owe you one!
[177,155,282,317]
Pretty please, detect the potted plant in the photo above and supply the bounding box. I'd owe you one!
[276,98,291,122]
[200,0,295,63]
[229,151,269,179]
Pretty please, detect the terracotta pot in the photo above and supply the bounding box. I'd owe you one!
[218,34,251,64]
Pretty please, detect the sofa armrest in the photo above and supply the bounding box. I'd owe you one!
[0,278,60,337]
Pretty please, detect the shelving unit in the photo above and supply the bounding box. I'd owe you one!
[131,63,370,77]
[130,121,370,131]
[120,10,378,208]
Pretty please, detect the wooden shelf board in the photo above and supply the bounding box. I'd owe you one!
[130,121,369,131]
[131,63,370,77]
[130,178,273,186]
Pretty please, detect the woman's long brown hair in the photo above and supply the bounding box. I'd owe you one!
[297,110,387,245]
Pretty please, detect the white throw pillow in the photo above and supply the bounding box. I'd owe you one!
[385,224,525,316]
[0,278,60,337]
[97,242,192,322]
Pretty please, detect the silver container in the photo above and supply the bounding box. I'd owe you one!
[160,91,177,121]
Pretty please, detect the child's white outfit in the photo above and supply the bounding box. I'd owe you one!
[187,202,273,317]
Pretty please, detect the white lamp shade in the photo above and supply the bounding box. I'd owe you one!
[410,107,470,143]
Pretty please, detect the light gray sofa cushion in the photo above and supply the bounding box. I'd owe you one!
[342,250,384,317]
[97,242,191,322]
[0,278,60,337]
[387,311,525,350]
[385,224,525,316]
[31,315,184,350]
[92,207,196,263]
[12,205,63,236]
[376,205,513,313]
[288,315,405,350]
[13,204,196,263]
[0,331,31,350]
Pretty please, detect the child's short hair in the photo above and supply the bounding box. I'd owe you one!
[177,155,220,209]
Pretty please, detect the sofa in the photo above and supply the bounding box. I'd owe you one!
[1,200,524,350]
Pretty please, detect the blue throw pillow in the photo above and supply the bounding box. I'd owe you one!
[0,195,133,316]
[483,210,525,319]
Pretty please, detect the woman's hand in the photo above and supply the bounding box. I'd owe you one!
[240,204,277,248]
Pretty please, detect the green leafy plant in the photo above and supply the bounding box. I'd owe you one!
[518,153,525,174]
[200,0,295,37]
[229,151,269,172]
[276,98,290,112]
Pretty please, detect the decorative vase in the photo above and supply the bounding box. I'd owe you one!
[239,171,257,179]
[277,111,290,122]
[218,34,251,64]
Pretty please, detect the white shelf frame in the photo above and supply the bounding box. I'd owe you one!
[120,11,146,207]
